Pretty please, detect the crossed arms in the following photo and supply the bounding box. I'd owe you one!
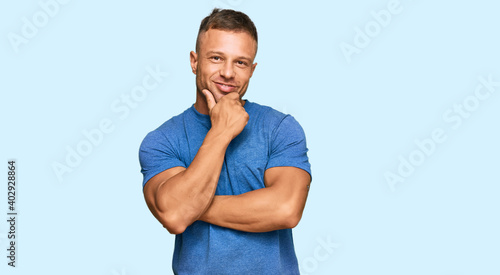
[143,91,311,234]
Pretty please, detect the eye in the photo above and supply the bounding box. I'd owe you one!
[236,60,248,66]
[211,56,222,61]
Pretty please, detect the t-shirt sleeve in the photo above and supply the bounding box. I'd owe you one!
[265,115,312,179]
[139,130,186,188]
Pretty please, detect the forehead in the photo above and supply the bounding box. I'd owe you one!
[198,29,257,59]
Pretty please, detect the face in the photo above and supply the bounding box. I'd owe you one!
[191,28,257,114]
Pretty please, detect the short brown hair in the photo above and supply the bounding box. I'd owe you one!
[195,8,258,54]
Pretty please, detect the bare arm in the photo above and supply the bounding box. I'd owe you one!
[143,91,248,234]
[198,166,311,232]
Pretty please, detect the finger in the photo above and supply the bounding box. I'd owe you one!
[202,89,216,111]
[226,92,240,100]
[227,92,243,106]
[221,92,240,104]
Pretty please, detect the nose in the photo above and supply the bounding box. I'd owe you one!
[220,62,235,79]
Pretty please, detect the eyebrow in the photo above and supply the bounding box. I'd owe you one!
[206,51,253,62]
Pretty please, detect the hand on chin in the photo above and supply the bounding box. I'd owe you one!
[212,88,233,103]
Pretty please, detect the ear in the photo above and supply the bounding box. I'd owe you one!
[249,62,257,78]
[190,51,198,74]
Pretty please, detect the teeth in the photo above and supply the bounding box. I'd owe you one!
[218,83,233,88]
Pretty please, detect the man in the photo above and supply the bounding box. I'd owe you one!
[139,8,311,274]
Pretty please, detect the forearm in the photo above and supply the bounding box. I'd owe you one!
[199,185,306,232]
[155,129,231,233]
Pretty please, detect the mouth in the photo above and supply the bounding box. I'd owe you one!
[214,82,238,93]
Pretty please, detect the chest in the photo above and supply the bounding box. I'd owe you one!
[184,125,270,195]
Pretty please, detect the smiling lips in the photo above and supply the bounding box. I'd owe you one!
[215,82,237,93]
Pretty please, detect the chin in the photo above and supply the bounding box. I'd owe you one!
[214,95,224,103]
[211,90,224,102]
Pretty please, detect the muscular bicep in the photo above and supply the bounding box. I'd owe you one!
[264,166,311,224]
[143,166,186,226]
[264,166,311,188]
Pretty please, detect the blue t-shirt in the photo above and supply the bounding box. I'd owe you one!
[139,100,311,274]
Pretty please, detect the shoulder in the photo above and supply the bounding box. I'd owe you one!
[246,101,289,126]
[155,108,189,134]
[246,101,303,133]
[140,107,191,149]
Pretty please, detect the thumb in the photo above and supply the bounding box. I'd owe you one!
[202,89,216,112]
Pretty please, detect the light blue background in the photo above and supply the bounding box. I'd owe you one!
[1,0,499,274]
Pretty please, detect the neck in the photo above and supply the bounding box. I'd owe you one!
[194,91,209,115]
